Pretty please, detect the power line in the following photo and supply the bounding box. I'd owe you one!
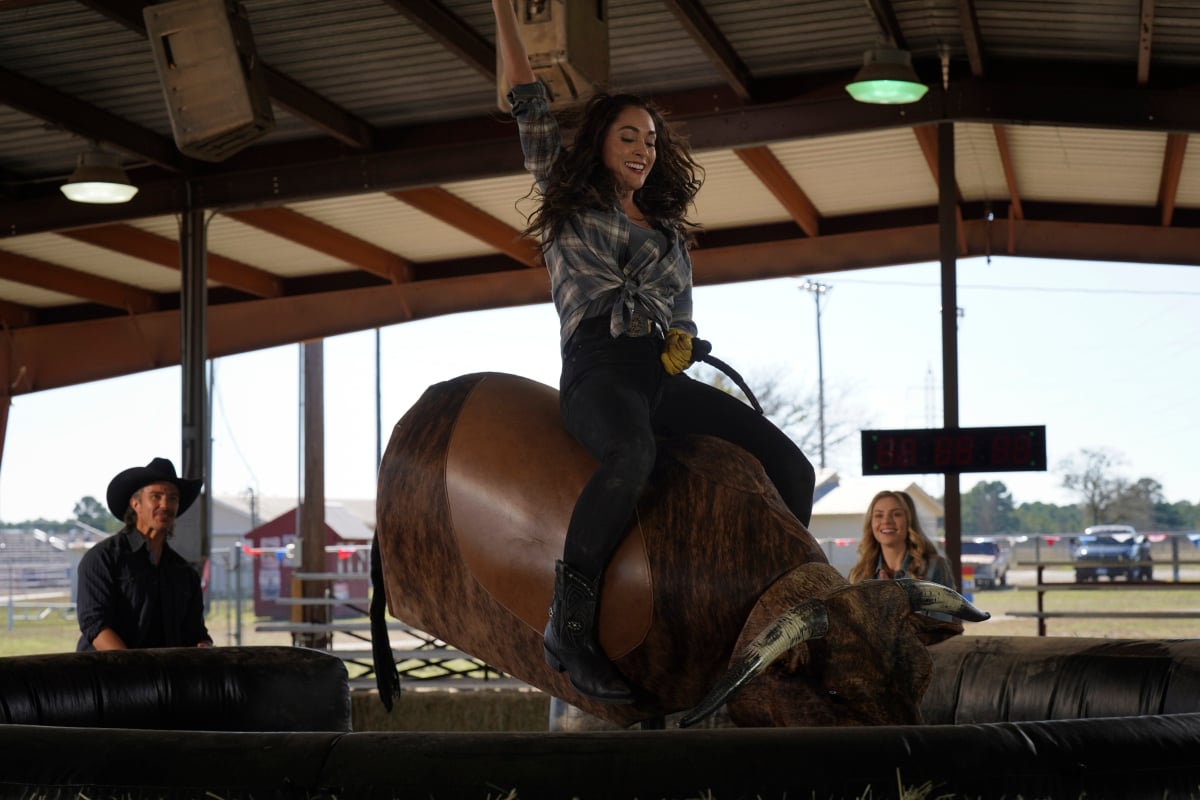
[833,278,1200,297]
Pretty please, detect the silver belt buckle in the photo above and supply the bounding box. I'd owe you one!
[628,312,650,336]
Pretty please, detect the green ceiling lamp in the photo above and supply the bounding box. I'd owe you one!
[845,46,929,105]
[60,147,139,204]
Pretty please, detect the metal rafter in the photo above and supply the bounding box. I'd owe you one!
[958,0,986,78]
[389,188,540,267]
[1138,0,1155,85]
[1157,133,1188,227]
[0,299,36,329]
[993,125,1025,222]
[7,216,1200,395]
[912,125,967,253]
[0,250,158,312]
[733,147,820,237]
[0,66,185,172]
[59,225,284,298]
[864,0,907,49]
[77,0,375,149]
[6,71,1200,236]
[661,0,755,101]
[225,208,414,284]
[382,0,497,82]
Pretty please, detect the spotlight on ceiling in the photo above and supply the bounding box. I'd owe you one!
[60,148,139,204]
[845,46,929,105]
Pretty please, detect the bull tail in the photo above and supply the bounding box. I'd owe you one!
[370,534,401,710]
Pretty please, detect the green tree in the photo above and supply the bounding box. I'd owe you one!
[1152,500,1189,531]
[73,495,116,531]
[962,480,1018,534]
[1106,477,1164,530]
[1014,501,1083,534]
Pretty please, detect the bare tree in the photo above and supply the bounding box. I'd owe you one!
[1060,448,1127,526]
[692,365,863,464]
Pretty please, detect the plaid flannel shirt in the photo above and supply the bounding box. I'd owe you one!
[507,82,697,354]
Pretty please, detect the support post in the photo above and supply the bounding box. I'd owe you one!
[937,122,962,587]
[180,197,211,566]
[299,340,330,648]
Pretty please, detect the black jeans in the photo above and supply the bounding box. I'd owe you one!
[558,322,816,581]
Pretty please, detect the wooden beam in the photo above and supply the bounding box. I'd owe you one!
[662,0,754,101]
[225,208,413,283]
[733,147,820,237]
[0,250,158,312]
[993,125,1024,220]
[59,225,284,298]
[389,188,539,267]
[1157,133,1188,227]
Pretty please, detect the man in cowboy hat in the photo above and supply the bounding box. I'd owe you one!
[75,457,213,651]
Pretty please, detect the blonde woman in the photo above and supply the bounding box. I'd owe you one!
[849,490,954,588]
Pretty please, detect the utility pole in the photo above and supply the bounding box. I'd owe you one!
[799,280,831,469]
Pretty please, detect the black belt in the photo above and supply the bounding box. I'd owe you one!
[575,313,661,339]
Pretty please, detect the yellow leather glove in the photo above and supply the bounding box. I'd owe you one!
[660,328,693,375]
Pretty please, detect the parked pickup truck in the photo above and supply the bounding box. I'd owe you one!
[960,538,1012,589]
[1071,524,1153,582]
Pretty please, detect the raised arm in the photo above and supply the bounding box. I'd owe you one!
[493,0,537,88]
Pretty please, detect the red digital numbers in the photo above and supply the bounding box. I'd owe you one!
[933,434,974,466]
[987,432,1033,466]
[862,426,1046,475]
[874,436,917,468]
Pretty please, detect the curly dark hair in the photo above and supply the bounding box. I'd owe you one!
[523,91,704,245]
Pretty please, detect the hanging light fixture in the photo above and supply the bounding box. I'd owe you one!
[845,46,929,105]
[60,147,139,204]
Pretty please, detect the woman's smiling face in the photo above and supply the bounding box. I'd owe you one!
[871,495,909,547]
[603,105,656,195]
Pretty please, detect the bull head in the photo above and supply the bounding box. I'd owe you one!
[679,574,989,728]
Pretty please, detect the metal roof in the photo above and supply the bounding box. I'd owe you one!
[2,0,1199,399]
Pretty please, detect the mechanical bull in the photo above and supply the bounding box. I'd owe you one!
[371,372,987,728]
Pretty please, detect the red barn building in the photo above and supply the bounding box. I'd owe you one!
[241,502,373,620]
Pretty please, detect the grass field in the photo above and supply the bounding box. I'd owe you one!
[4,568,1199,659]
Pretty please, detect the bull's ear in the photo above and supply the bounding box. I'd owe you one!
[898,579,990,622]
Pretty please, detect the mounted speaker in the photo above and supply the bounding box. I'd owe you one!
[144,0,275,162]
[497,0,609,110]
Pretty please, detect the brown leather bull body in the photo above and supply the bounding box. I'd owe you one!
[375,372,954,727]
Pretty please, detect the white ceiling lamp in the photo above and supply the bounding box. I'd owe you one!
[60,147,139,204]
[845,46,929,105]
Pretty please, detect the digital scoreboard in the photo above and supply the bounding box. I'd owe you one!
[861,425,1047,475]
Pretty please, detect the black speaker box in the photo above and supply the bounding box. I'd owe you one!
[145,0,275,162]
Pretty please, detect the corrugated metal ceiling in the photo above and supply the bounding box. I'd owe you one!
[1,0,1198,398]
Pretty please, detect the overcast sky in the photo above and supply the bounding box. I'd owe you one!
[2,255,1197,524]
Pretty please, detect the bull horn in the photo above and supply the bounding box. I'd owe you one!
[897,578,991,621]
[677,599,829,728]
